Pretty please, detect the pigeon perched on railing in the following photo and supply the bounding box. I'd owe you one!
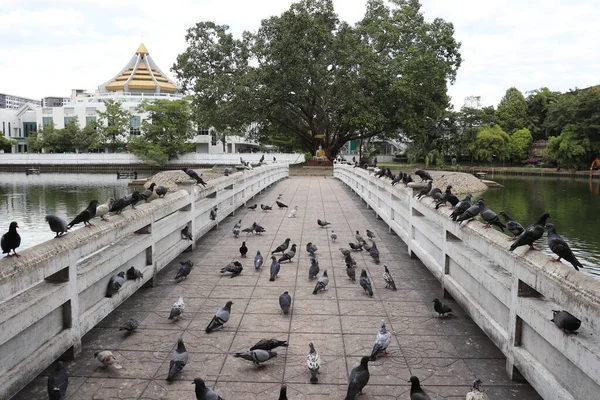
[155,186,168,198]
[498,211,524,241]
[126,266,143,280]
[450,194,473,221]
[478,201,506,231]
[139,183,156,203]
[545,224,583,271]
[415,169,433,182]
[68,200,99,228]
[182,167,206,186]
[551,310,581,336]
[96,199,114,221]
[105,272,125,298]
[509,212,551,252]
[46,215,68,238]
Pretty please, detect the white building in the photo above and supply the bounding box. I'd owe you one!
[0,43,258,154]
[0,93,41,109]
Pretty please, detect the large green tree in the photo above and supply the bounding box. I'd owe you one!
[128,99,196,165]
[173,0,461,158]
[496,87,528,133]
[96,99,131,152]
[525,87,558,140]
[469,124,509,163]
[507,128,533,162]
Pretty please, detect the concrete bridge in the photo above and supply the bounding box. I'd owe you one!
[4,165,599,399]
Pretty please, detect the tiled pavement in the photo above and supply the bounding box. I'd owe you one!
[14,176,542,399]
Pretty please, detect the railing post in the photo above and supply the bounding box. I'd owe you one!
[65,253,82,359]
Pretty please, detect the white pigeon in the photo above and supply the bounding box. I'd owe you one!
[94,350,122,369]
[307,342,321,384]
[96,198,114,222]
[168,296,185,320]
[288,205,298,218]
[330,230,337,242]
[232,219,242,237]
[370,319,392,360]
[466,379,490,400]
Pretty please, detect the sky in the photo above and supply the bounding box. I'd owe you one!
[1,0,599,109]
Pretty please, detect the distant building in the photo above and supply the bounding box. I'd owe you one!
[0,93,41,109]
[41,97,70,107]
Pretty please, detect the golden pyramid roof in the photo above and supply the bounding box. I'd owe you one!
[100,43,178,94]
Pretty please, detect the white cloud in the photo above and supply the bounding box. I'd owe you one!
[1,0,599,109]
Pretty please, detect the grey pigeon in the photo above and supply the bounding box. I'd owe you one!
[242,226,254,235]
[391,172,403,186]
[383,265,397,290]
[224,167,232,176]
[370,319,392,360]
[269,256,281,282]
[433,298,452,317]
[210,206,218,220]
[276,200,288,209]
[409,376,431,400]
[359,269,374,297]
[232,219,242,237]
[126,266,143,280]
[250,339,288,351]
[247,203,257,210]
[182,167,206,186]
[253,223,265,234]
[366,229,375,239]
[169,297,185,320]
[339,247,352,257]
[345,357,370,399]
[498,211,524,240]
[175,260,194,281]
[110,191,141,213]
[278,244,297,263]
[450,194,473,221]
[239,241,248,257]
[312,270,329,294]
[46,215,68,238]
[478,200,506,231]
[415,170,433,182]
[309,257,320,279]
[254,250,264,269]
[193,377,223,400]
[233,349,277,366]
[279,291,292,314]
[509,212,551,252]
[156,186,168,198]
[220,261,243,277]
[68,200,99,228]
[205,301,233,333]
[349,242,363,251]
[546,224,583,271]
[272,238,290,254]
[306,242,318,254]
[317,219,331,228]
[345,253,357,267]
[261,204,272,211]
[435,185,459,209]
[456,201,481,225]
[181,226,193,241]
[369,242,380,264]
[278,385,287,400]
[307,342,320,384]
[47,361,68,400]
[361,240,372,251]
[139,182,156,203]
[416,181,434,200]
[403,174,413,186]
[346,263,356,281]
[119,317,140,334]
[551,310,581,335]
[331,230,337,242]
[166,338,188,382]
[355,230,364,243]
[105,272,125,298]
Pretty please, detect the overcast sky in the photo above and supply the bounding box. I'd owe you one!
[1,0,599,109]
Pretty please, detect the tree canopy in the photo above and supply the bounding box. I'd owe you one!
[96,99,131,152]
[172,0,462,158]
[495,87,527,133]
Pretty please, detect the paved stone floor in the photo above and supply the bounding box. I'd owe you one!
[14,176,542,399]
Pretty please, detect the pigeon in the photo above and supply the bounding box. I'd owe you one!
[220,261,243,277]
[346,263,356,281]
[312,270,329,294]
[450,194,473,221]
[317,219,331,228]
[345,357,370,399]
[233,349,277,366]
[46,215,68,238]
[247,203,258,210]
[551,310,581,335]
[403,174,414,186]
[416,181,433,199]
[68,200,99,228]
[126,266,143,280]
[210,206,218,221]
[278,244,297,263]
[156,186,168,198]
[193,377,224,400]
[139,182,156,203]
[286,205,298,218]
[224,167,232,176]
[276,200,288,209]
[94,350,122,369]
[110,191,141,213]
[306,242,318,254]
[272,238,291,254]
[232,219,242,237]
[169,297,185,320]
[259,154,265,164]
[391,172,403,186]
[105,272,125,298]
[369,242,380,264]
[307,342,321,384]
[253,223,266,234]
[415,169,433,182]
[181,226,193,241]
[278,385,287,400]
[366,229,375,239]
[478,201,506,231]
[456,201,481,225]
[279,291,292,314]
[331,230,337,242]
[349,242,363,251]
[509,212,551,252]
[182,167,207,186]
[119,317,140,334]
[435,185,459,209]
[359,269,374,297]
[239,241,248,257]
[498,211,524,240]
[205,301,233,333]
[362,240,372,251]
[250,339,289,351]
[466,379,490,400]
[254,250,264,269]
[546,224,583,271]
[47,361,68,400]
[370,319,392,360]
[175,260,194,281]
[269,256,281,281]
[383,265,397,290]
[261,204,272,211]
[355,230,364,243]
[339,247,352,257]
[167,338,188,382]
[242,226,254,235]
[309,257,320,279]
[433,298,452,317]
[345,253,357,267]
[95,199,114,221]
[409,376,431,400]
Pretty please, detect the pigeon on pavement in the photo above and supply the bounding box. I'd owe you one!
[383,265,397,290]
[355,230,364,243]
[498,211,524,241]
[46,215,68,238]
[233,349,277,366]
[247,204,258,210]
[47,361,68,400]
[306,242,318,254]
[68,200,99,228]
[119,317,140,334]
[279,291,292,314]
[278,385,287,400]
[254,250,264,269]
[239,241,248,257]
[269,256,281,281]
[317,219,331,228]
[433,298,452,317]
[94,351,122,369]
[250,339,289,351]
[205,301,233,333]
[105,272,125,298]
[349,242,363,251]
[169,297,185,321]
[346,263,356,281]
[369,243,380,264]
[167,338,188,382]
[331,230,337,242]
[193,377,224,400]
[261,204,272,211]
[272,238,291,254]
[312,270,329,294]
[370,319,392,360]
[276,200,288,209]
[546,224,583,271]
[345,357,370,399]
[307,342,321,384]
[366,229,375,239]
[360,270,374,297]
[253,222,266,234]
[220,261,243,277]
[409,376,431,400]
[551,310,581,335]
[309,257,320,280]
[509,212,551,252]
[278,244,297,263]
[175,260,194,281]
[466,379,490,400]
[288,205,298,218]
[232,219,242,237]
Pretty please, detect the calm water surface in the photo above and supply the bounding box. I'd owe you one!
[0,173,148,251]
[482,175,600,277]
